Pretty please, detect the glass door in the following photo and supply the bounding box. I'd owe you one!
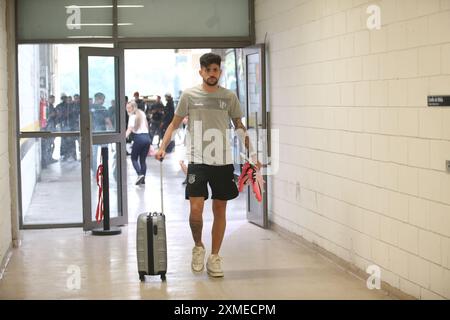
[17,44,114,228]
[79,47,128,231]
[244,44,269,229]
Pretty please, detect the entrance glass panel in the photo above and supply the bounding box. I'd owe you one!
[79,47,127,231]
[17,43,112,228]
[19,137,82,225]
[90,143,120,220]
[88,56,118,133]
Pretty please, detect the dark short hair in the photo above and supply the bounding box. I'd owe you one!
[94,92,105,99]
[200,53,221,68]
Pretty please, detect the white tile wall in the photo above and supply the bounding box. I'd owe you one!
[418,229,442,264]
[257,0,450,299]
[399,277,422,298]
[421,288,446,300]
[398,223,419,254]
[389,245,409,279]
[408,197,430,229]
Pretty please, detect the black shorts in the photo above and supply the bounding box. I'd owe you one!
[185,164,239,201]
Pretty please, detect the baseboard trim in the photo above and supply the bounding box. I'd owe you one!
[271,222,416,300]
[0,242,13,281]
[12,239,21,248]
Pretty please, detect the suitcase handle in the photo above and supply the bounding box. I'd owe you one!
[159,159,164,214]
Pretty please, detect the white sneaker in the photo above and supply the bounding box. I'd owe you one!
[191,246,206,272]
[206,254,224,277]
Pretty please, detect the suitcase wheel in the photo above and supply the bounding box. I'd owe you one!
[139,272,146,282]
[160,272,166,281]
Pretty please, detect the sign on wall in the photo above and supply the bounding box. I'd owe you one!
[427,96,450,107]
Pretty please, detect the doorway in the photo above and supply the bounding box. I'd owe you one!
[16,46,268,230]
[123,48,246,223]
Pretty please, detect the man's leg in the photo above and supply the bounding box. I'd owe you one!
[206,165,237,277]
[189,197,205,247]
[189,196,206,272]
[211,200,227,255]
[206,199,227,277]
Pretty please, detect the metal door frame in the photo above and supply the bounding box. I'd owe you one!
[79,47,128,231]
[243,44,269,229]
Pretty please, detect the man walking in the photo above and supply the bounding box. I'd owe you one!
[155,53,259,277]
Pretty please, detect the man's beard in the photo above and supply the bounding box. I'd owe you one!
[204,77,218,87]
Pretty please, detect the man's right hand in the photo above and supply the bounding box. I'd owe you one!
[155,149,166,161]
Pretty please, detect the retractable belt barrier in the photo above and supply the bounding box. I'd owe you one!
[95,163,104,223]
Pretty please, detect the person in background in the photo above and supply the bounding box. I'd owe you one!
[125,96,132,156]
[161,93,175,153]
[41,94,58,167]
[126,101,151,185]
[90,92,113,176]
[133,91,146,111]
[56,94,70,161]
[147,95,164,147]
[108,99,116,130]
[63,93,80,161]
[125,96,129,132]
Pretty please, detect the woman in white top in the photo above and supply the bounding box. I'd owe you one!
[126,101,151,185]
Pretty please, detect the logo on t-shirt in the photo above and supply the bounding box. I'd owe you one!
[218,100,227,110]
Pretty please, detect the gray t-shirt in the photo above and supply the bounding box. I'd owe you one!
[175,85,243,165]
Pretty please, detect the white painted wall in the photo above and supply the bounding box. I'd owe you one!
[16,44,41,220]
[0,0,12,268]
[256,0,450,299]
[17,44,40,131]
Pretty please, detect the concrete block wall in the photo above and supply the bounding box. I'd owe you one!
[256,0,450,299]
[0,0,12,270]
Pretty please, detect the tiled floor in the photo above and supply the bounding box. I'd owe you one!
[0,143,394,300]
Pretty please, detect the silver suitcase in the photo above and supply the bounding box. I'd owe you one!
[136,160,167,281]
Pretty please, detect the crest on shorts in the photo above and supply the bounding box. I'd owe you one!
[188,174,196,184]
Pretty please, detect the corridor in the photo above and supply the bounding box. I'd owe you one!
[2,0,450,303]
[0,147,392,300]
